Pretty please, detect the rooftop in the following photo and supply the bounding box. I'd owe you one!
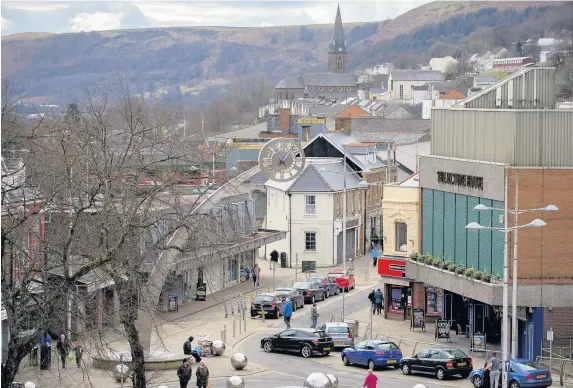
[390,70,445,82]
[351,117,431,133]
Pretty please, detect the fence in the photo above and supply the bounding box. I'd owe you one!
[538,338,573,386]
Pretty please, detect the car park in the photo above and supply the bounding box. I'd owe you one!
[260,328,334,358]
[469,359,552,388]
[307,275,339,298]
[400,347,473,380]
[292,281,325,303]
[274,288,305,311]
[341,340,403,370]
[250,293,284,319]
[327,268,355,292]
[319,322,354,350]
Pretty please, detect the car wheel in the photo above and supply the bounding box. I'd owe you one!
[509,381,521,388]
[435,367,445,380]
[368,359,376,370]
[311,295,315,304]
[472,375,483,388]
[325,289,330,298]
[401,363,411,375]
[301,345,312,358]
[263,340,273,353]
[342,355,350,366]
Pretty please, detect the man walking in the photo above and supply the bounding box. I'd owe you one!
[374,288,383,315]
[372,246,379,267]
[368,289,376,314]
[283,298,293,329]
[310,303,319,328]
[252,264,261,289]
[486,352,501,388]
[56,333,70,369]
[177,358,192,388]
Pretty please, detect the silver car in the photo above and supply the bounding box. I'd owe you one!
[319,322,354,350]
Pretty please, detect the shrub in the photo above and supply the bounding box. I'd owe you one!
[466,267,475,278]
[432,258,443,268]
[409,252,419,261]
[447,263,456,272]
[483,273,492,283]
[455,265,466,275]
[419,255,429,263]
[474,271,484,280]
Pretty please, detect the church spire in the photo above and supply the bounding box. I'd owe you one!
[329,3,346,54]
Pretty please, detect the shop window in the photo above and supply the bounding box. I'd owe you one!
[305,232,317,251]
[226,258,238,282]
[389,286,405,313]
[304,195,316,215]
[396,222,407,252]
[426,287,443,317]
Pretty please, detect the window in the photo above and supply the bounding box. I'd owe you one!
[399,85,404,100]
[302,126,311,142]
[328,87,333,91]
[305,195,316,215]
[346,87,351,91]
[337,56,343,70]
[396,222,407,252]
[305,232,317,251]
[338,87,343,91]
[370,216,377,238]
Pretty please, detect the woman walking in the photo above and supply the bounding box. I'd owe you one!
[177,358,192,388]
[196,360,210,388]
[56,334,70,369]
[374,288,383,315]
[363,369,378,388]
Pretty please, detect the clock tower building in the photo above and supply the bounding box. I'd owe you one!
[328,4,348,73]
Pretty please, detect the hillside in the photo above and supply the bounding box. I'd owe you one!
[2,1,572,105]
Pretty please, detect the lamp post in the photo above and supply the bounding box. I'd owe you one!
[466,216,548,388]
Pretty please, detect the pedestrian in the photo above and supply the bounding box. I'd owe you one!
[40,331,52,370]
[368,289,376,314]
[183,336,201,362]
[196,360,209,388]
[252,264,261,288]
[372,246,379,267]
[177,358,192,388]
[283,298,293,329]
[74,340,83,368]
[310,303,319,328]
[363,369,378,388]
[374,288,383,315]
[486,352,501,388]
[56,334,70,369]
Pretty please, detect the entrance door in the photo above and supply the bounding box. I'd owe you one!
[473,304,485,334]
[445,294,454,330]
[336,228,357,265]
[527,323,534,361]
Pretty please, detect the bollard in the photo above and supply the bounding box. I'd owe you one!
[223,325,227,342]
[233,318,237,338]
[224,301,229,318]
[119,354,124,388]
[244,315,247,332]
[262,311,266,323]
[239,317,242,334]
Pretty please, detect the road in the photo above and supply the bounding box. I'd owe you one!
[158,286,474,388]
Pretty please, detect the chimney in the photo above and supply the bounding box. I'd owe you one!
[279,108,290,132]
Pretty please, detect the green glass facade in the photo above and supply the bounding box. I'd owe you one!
[422,188,504,278]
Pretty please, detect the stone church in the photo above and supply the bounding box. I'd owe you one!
[274,5,357,102]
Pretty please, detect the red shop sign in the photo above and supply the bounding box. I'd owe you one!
[378,258,406,278]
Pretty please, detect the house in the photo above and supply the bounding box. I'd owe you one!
[538,38,558,63]
[412,86,429,104]
[263,158,367,268]
[388,71,445,102]
[350,117,431,141]
[334,105,370,131]
[369,88,390,100]
[429,56,458,73]
[492,57,536,72]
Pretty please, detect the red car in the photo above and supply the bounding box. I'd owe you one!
[327,268,355,292]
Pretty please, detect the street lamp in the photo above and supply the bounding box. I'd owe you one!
[466,213,548,388]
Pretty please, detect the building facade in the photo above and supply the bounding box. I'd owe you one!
[388,71,445,102]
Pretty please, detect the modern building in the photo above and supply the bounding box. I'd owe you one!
[492,57,536,72]
[407,66,573,361]
[429,56,458,73]
[388,71,445,103]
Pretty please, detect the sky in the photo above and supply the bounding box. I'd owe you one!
[1,0,431,36]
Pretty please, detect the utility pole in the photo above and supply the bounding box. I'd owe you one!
[342,147,347,320]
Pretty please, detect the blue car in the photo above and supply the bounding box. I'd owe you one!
[341,340,403,370]
[469,359,552,388]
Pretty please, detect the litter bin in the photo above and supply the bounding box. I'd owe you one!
[280,252,287,268]
[28,347,38,366]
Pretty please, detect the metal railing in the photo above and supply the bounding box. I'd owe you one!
[535,356,572,387]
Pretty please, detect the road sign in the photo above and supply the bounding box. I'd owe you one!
[547,330,554,341]
[505,360,511,372]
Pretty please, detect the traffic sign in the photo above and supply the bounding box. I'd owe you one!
[547,330,554,341]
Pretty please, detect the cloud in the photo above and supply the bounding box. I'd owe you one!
[2,17,14,31]
[69,12,123,32]
[3,2,70,12]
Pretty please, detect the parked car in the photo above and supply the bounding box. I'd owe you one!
[341,340,402,370]
[319,322,354,350]
[250,293,284,319]
[274,288,305,311]
[469,360,552,388]
[400,347,473,380]
[327,268,355,292]
[260,328,334,358]
[292,281,325,304]
[308,275,340,298]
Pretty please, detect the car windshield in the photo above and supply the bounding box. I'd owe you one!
[293,282,311,288]
[309,278,323,282]
[515,361,541,371]
[275,291,290,295]
[443,349,468,359]
[376,342,399,351]
[328,273,343,278]
[326,326,349,333]
[254,296,274,302]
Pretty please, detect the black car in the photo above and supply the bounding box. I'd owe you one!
[307,276,340,298]
[260,328,334,358]
[400,347,473,380]
[274,288,305,311]
[292,281,325,304]
[250,293,284,319]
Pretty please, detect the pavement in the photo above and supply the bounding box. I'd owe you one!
[14,256,506,388]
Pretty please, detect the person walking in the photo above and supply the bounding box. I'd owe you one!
[283,298,293,329]
[40,332,52,370]
[368,289,376,314]
[56,334,70,369]
[74,340,83,368]
[371,246,379,267]
[252,264,261,289]
[195,360,209,388]
[374,288,383,315]
[363,369,378,388]
[310,303,319,328]
[486,352,501,388]
[177,358,192,388]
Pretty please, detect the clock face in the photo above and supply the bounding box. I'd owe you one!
[258,138,306,182]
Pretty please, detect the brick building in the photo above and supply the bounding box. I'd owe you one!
[407,67,573,362]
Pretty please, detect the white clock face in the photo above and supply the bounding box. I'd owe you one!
[258,138,306,182]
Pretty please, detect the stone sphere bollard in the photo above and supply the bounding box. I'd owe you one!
[113,364,130,382]
[24,383,36,388]
[212,340,226,356]
[231,352,248,370]
[412,385,428,388]
[303,372,333,388]
[326,374,338,388]
[227,375,245,388]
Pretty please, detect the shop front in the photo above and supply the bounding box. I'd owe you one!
[377,256,411,320]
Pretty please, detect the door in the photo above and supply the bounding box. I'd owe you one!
[277,329,297,351]
[362,343,376,366]
[336,228,357,264]
[352,342,367,365]
[527,323,534,361]
[423,349,442,373]
[473,304,485,334]
[445,294,453,329]
[411,350,429,372]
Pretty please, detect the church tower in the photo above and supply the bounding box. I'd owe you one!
[328,4,348,73]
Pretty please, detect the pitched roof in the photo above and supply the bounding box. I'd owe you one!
[276,76,304,89]
[390,70,445,82]
[351,117,431,133]
[335,105,370,118]
[209,122,268,140]
[303,72,356,87]
[329,4,346,53]
[394,141,431,172]
[354,132,430,146]
[440,89,466,100]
